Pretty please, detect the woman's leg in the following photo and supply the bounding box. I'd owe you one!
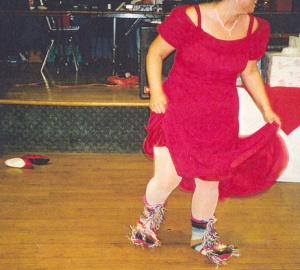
[145,146,182,205]
[190,179,219,252]
[190,179,239,266]
[130,146,181,247]
[191,178,219,221]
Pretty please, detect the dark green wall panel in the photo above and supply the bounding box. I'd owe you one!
[0,105,149,153]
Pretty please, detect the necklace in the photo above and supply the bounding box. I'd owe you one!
[214,8,239,36]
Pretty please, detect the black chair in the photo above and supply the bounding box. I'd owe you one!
[41,15,80,73]
[40,0,80,73]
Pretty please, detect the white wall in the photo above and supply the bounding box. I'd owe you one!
[238,87,300,182]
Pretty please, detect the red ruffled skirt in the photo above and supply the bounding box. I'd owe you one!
[144,113,289,201]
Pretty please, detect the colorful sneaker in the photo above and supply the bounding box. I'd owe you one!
[192,218,240,266]
[129,201,166,248]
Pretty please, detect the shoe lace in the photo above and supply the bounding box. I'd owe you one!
[141,204,166,232]
[202,217,240,267]
[203,217,219,247]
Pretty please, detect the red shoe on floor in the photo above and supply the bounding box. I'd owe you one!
[107,74,139,85]
[22,155,50,165]
[5,158,33,169]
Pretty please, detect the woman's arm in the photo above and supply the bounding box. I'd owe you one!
[240,60,281,126]
[146,35,175,114]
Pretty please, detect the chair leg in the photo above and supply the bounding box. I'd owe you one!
[71,45,79,72]
[41,39,55,73]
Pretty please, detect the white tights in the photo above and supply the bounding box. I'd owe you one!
[145,147,219,221]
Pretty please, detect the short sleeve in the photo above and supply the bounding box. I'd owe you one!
[248,17,270,60]
[157,5,195,48]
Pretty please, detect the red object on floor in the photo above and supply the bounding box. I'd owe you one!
[107,74,139,85]
[22,155,50,165]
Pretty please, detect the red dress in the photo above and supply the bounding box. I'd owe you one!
[144,5,288,200]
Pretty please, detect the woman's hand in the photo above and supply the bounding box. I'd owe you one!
[241,60,281,129]
[149,91,168,114]
[263,108,281,127]
[146,35,174,115]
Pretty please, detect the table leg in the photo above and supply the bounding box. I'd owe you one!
[112,17,117,75]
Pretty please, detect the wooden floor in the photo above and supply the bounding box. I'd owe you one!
[1,62,299,269]
[0,62,148,106]
[0,153,299,270]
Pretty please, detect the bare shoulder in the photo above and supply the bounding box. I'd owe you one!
[185,5,197,25]
[237,14,259,35]
[252,16,259,32]
[186,3,212,26]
